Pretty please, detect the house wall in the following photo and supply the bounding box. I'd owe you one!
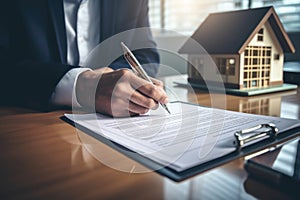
[187,54,241,88]
[211,54,240,84]
[239,22,284,87]
[239,51,245,88]
[187,54,237,87]
[187,55,212,80]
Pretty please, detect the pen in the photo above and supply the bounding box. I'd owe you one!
[121,42,171,114]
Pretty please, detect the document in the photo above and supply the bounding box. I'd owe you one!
[65,102,300,172]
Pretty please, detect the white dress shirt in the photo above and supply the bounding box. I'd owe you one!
[52,0,100,107]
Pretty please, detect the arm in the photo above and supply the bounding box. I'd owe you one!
[0,0,166,116]
[76,68,168,117]
[0,1,74,110]
[73,0,166,117]
[0,57,74,111]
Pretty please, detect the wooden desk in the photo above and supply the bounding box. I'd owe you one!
[0,76,299,199]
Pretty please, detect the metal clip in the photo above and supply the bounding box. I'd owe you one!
[234,123,279,150]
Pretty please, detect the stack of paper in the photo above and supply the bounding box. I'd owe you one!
[65,102,300,172]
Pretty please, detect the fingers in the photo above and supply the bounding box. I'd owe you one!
[150,77,164,87]
[94,69,169,117]
[129,89,157,109]
[109,97,149,117]
[135,83,169,105]
[128,101,149,114]
[129,74,169,105]
[113,69,168,105]
[113,82,157,114]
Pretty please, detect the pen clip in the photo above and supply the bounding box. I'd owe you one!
[123,53,140,75]
[121,42,152,82]
[234,123,279,150]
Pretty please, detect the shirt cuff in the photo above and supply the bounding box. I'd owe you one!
[51,68,91,107]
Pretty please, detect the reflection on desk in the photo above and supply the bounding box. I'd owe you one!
[0,75,299,199]
[164,162,254,200]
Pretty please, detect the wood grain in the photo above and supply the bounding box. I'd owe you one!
[0,75,299,199]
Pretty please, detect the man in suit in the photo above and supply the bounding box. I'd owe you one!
[0,0,168,117]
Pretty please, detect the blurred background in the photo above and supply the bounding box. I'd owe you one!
[147,0,300,78]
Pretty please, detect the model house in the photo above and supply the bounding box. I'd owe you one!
[179,6,295,90]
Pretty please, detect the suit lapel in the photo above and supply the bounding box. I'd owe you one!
[100,0,117,42]
[48,0,67,64]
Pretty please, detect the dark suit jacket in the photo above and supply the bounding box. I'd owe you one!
[0,0,159,110]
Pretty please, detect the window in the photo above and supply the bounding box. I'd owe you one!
[149,0,300,35]
[274,53,280,60]
[217,58,227,75]
[250,0,300,32]
[257,28,264,41]
[241,99,270,115]
[243,46,271,89]
[252,71,257,78]
[253,58,258,65]
[149,0,248,35]
[216,58,236,76]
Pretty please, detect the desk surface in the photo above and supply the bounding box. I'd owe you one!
[0,75,299,199]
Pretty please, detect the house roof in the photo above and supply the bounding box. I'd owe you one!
[178,6,295,55]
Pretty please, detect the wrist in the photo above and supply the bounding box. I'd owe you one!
[51,68,91,107]
[75,67,114,109]
[76,70,100,109]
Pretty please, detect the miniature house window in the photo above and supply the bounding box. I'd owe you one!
[252,71,257,78]
[216,58,235,76]
[257,28,264,41]
[243,46,271,89]
[241,99,270,115]
[274,53,280,60]
[228,59,235,75]
[190,63,201,78]
[190,57,205,78]
[198,58,204,68]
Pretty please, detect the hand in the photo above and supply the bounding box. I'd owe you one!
[76,68,168,117]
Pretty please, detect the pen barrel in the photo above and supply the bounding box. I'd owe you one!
[121,42,171,114]
[124,52,152,82]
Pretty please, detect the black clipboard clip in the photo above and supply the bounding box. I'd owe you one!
[234,123,279,150]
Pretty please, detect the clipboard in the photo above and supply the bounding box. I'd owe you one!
[244,137,300,194]
[62,102,300,182]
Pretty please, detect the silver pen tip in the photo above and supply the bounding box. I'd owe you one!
[163,104,171,114]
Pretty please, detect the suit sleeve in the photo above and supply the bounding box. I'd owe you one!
[0,1,73,110]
